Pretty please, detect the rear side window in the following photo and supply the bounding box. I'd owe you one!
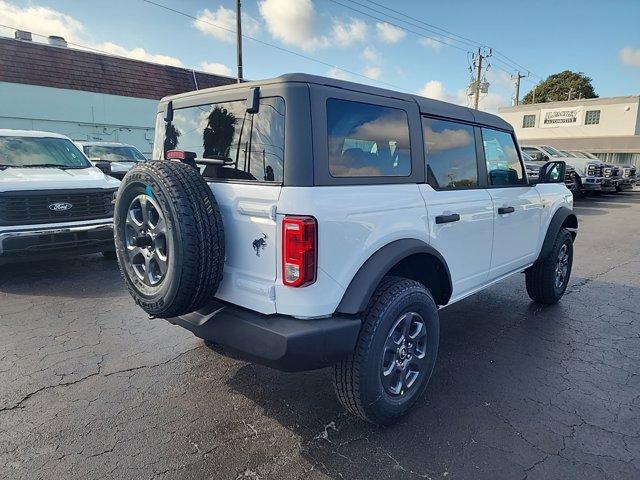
[481,128,526,186]
[161,97,285,183]
[327,99,411,177]
[422,118,478,189]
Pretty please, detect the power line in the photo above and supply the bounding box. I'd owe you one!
[323,0,472,53]
[355,0,542,79]
[140,0,410,92]
[336,0,481,51]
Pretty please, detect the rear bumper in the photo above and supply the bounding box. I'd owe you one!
[0,221,114,258]
[167,301,362,372]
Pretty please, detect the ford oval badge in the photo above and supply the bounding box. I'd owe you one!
[49,202,73,212]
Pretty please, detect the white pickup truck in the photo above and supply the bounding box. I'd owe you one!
[0,130,120,263]
[114,74,577,425]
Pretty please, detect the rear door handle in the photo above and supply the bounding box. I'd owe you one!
[498,206,515,214]
[435,213,460,224]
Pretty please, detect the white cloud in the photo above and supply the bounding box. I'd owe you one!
[363,66,381,80]
[419,80,451,101]
[327,67,349,80]
[0,0,184,67]
[258,0,329,51]
[332,18,367,46]
[376,22,405,44]
[362,46,379,63]
[418,37,443,53]
[194,6,260,44]
[619,46,640,67]
[97,42,183,67]
[200,61,234,77]
[0,0,84,41]
[418,79,508,113]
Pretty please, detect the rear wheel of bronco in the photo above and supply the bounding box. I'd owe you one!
[334,277,439,425]
[525,228,573,305]
[114,161,225,318]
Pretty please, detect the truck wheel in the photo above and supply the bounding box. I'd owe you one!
[573,174,584,199]
[334,276,439,425]
[114,160,225,318]
[525,228,573,305]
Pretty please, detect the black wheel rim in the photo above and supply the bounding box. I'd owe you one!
[381,311,428,397]
[124,194,168,286]
[554,243,570,291]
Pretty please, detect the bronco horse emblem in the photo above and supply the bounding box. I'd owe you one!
[252,233,267,257]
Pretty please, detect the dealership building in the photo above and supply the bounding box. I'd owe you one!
[498,95,640,166]
[0,32,234,156]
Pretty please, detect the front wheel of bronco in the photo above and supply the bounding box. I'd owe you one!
[334,277,440,425]
[525,228,573,305]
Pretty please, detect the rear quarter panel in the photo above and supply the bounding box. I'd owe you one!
[275,185,430,317]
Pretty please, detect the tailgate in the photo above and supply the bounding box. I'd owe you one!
[210,182,281,314]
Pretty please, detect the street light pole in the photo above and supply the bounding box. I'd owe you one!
[236,0,243,83]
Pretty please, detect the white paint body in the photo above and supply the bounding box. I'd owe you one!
[207,179,573,318]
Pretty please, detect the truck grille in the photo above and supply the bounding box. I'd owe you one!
[623,167,637,179]
[0,189,116,226]
[587,164,603,177]
[565,167,576,186]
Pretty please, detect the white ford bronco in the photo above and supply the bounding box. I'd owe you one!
[114,74,577,425]
[0,130,120,263]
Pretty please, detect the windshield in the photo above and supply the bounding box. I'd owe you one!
[540,145,563,157]
[568,150,588,158]
[0,136,90,168]
[83,145,146,162]
[520,150,534,161]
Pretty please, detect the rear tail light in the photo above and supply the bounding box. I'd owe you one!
[282,216,317,287]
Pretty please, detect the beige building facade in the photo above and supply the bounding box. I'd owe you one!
[498,96,640,166]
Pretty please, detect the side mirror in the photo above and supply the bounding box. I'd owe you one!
[94,160,112,176]
[539,161,566,184]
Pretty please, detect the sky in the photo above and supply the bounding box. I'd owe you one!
[1,0,639,112]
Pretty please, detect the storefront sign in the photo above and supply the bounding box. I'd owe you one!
[540,107,584,128]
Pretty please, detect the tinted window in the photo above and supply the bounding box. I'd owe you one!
[327,99,411,177]
[423,118,478,189]
[481,128,525,186]
[161,97,285,183]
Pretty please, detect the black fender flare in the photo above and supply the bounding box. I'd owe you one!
[336,239,452,315]
[536,207,578,262]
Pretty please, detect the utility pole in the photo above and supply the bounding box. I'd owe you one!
[471,48,492,110]
[512,71,529,106]
[236,0,243,83]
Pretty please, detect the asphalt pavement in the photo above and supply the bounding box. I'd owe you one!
[1,191,639,480]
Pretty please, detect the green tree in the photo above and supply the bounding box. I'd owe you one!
[523,71,597,104]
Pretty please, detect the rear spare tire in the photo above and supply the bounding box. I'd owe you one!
[114,160,224,318]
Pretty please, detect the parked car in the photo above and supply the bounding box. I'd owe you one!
[617,164,637,191]
[601,164,623,193]
[114,74,577,425]
[521,144,604,196]
[522,149,577,192]
[75,141,147,180]
[0,130,120,263]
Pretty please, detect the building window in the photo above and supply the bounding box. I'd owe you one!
[585,110,600,125]
[522,114,536,128]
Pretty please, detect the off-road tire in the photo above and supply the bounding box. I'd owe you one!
[334,276,440,425]
[573,174,584,199]
[114,160,225,318]
[525,228,573,305]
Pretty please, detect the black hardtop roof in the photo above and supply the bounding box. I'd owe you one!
[161,73,512,131]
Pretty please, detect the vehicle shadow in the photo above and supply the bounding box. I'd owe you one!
[224,275,640,478]
[0,254,124,298]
